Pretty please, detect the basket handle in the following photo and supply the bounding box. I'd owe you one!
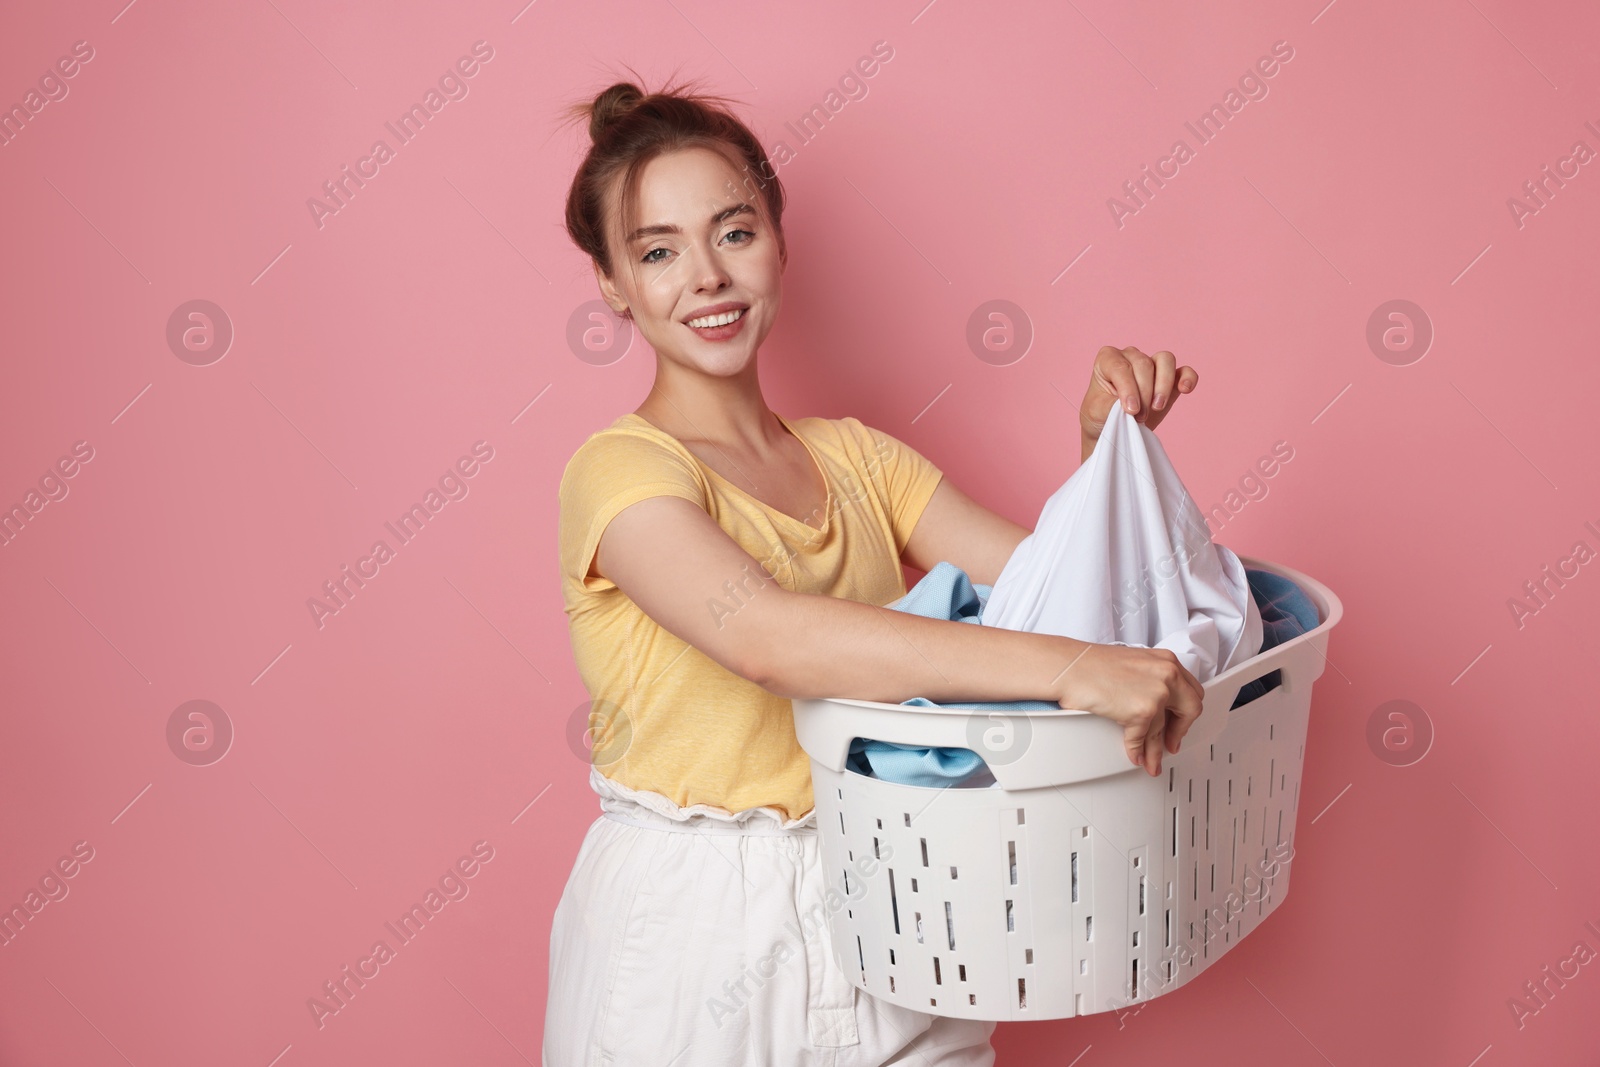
[1175,621,1327,753]
[793,620,1332,790]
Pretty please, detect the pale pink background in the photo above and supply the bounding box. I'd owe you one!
[2,0,1598,1063]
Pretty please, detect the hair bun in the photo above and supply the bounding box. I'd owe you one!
[589,82,644,142]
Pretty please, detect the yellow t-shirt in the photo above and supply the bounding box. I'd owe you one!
[557,411,945,821]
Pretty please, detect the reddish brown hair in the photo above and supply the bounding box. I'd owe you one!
[560,69,787,285]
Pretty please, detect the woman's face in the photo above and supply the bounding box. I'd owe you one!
[596,146,784,378]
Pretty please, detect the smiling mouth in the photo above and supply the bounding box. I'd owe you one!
[685,307,747,329]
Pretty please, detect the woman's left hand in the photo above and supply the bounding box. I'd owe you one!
[1078,345,1198,448]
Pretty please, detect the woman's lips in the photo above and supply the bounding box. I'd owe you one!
[685,308,748,342]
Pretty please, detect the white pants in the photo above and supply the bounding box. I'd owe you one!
[543,766,998,1066]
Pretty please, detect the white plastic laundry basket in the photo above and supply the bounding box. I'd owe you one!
[790,556,1342,1022]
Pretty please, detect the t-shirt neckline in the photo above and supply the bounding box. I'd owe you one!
[622,411,833,535]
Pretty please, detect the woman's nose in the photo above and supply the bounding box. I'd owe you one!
[684,243,731,291]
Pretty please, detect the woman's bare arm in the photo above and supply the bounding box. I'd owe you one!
[594,494,1088,706]
[900,477,1032,588]
[595,493,1202,773]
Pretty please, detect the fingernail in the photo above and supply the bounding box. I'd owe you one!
[1153,393,1166,409]
[1123,397,1137,413]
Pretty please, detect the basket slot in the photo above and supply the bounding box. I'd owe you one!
[889,868,900,934]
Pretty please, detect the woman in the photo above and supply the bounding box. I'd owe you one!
[544,75,1202,1066]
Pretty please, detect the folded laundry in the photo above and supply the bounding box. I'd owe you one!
[843,405,1315,789]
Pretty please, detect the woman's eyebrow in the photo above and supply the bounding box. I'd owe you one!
[626,202,757,245]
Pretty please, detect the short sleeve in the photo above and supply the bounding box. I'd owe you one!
[559,430,707,596]
[848,418,945,554]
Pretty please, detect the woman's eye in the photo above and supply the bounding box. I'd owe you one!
[642,230,751,264]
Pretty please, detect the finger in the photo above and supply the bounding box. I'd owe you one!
[1142,353,1183,430]
[1143,721,1166,775]
[1151,351,1178,411]
[1097,346,1142,415]
[1151,366,1199,429]
[1167,665,1206,750]
[1165,701,1199,754]
[1119,347,1158,418]
[1125,725,1149,769]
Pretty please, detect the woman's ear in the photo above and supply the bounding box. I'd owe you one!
[594,260,630,318]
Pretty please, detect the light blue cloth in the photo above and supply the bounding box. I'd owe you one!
[843,562,1320,787]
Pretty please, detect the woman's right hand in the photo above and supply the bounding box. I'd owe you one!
[1053,641,1205,777]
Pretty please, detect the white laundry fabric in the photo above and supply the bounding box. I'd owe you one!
[981,404,1263,683]
[542,764,998,1066]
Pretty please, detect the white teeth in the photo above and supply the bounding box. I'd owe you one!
[687,308,745,329]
